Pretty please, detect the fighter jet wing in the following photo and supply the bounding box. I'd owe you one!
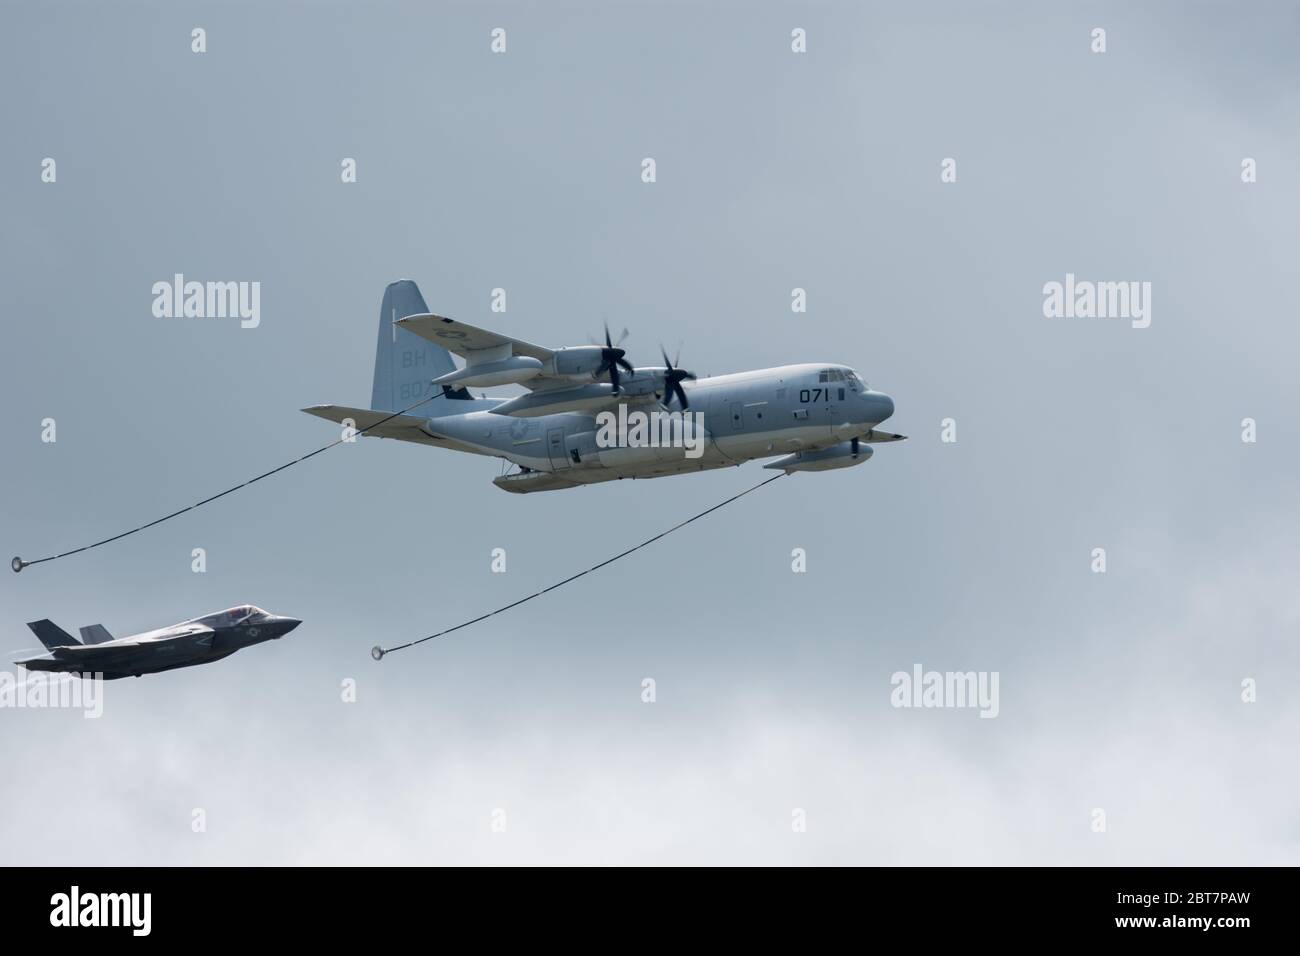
[394,315,573,391]
[45,626,215,667]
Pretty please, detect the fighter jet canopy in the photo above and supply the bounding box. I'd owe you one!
[194,605,269,627]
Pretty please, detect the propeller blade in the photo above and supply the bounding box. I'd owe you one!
[608,362,621,393]
[674,382,689,410]
[617,357,634,374]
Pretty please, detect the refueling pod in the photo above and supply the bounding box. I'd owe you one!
[433,355,543,388]
[764,440,873,473]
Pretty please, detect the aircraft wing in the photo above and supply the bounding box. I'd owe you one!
[394,314,574,391]
[860,429,907,443]
[36,626,216,668]
[395,314,553,363]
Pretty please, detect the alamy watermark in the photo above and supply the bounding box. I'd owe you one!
[0,669,103,718]
[1042,273,1151,329]
[50,886,150,936]
[151,274,260,328]
[595,405,707,459]
[890,664,999,718]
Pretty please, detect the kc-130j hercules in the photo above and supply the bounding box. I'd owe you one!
[15,606,300,679]
[304,281,904,493]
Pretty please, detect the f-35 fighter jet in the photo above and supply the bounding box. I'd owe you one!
[16,605,300,680]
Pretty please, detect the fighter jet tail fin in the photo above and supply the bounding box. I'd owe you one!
[79,624,114,645]
[371,280,459,415]
[27,620,81,650]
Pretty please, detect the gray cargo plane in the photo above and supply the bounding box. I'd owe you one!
[15,606,300,679]
[304,281,904,493]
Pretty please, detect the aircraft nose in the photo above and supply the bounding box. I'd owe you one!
[276,616,302,636]
[869,390,895,424]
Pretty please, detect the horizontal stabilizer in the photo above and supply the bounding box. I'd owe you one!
[300,405,440,442]
[79,624,114,644]
[27,620,81,650]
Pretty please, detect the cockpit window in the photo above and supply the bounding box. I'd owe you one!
[819,369,848,383]
[195,606,267,627]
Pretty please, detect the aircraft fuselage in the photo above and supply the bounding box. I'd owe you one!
[416,363,897,492]
[19,607,301,680]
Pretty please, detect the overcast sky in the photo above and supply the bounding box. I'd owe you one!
[0,0,1296,864]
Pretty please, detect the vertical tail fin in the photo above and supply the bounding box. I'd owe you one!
[370,280,459,414]
[79,624,114,644]
[26,620,81,650]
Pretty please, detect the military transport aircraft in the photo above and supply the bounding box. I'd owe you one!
[15,606,300,679]
[303,281,904,493]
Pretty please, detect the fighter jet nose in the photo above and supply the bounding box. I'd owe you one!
[278,616,302,635]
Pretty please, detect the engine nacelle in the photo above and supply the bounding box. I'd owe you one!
[764,441,873,473]
[551,346,607,378]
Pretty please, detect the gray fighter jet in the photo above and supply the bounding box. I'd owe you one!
[15,605,300,680]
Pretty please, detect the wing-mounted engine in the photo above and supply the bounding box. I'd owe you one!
[532,325,636,391]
